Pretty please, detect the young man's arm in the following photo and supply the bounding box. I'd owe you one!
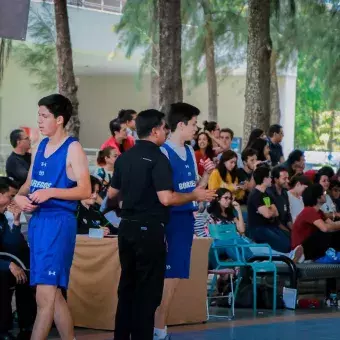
[29,142,91,203]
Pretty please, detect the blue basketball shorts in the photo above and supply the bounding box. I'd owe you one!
[165,211,194,279]
[28,211,77,289]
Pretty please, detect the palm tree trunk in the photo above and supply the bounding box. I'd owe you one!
[150,0,159,109]
[270,50,281,125]
[202,0,218,121]
[327,110,335,152]
[54,0,80,138]
[243,0,271,146]
[0,39,12,86]
[158,0,183,113]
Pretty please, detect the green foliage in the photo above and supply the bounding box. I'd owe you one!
[12,3,57,92]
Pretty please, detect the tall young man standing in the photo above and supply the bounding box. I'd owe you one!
[15,94,91,340]
[154,103,214,340]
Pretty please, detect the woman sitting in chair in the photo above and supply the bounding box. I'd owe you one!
[194,188,251,267]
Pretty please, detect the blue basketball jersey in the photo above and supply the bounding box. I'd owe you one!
[162,142,197,212]
[30,137,77,214]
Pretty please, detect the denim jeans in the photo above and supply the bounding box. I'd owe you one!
[249,226,291,253]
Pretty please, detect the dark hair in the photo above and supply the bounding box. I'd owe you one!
[217,150,238,182]
[90,175,102,193]
[289,175,311,188]
[287,149,304,166]
[249,138,269,161]
[268,124,282,138]
[241,148,257,163]
[314,166,335,184]
[168,103,200,132]
[253,166,271,185]
[109,118,122,136]
[136,109,165,139]
[0,177,10,194]
[245,128,264,149]
[203,121,218,133]
[1,177,20,190]
[118,109,137,124]
[302,183,324,207]
[9,129,24,148]
[207,188,235,220]
[220,128,234,140]
[97,147,114,166]
[330,179,340,190]
[193,132,215,160]
[271,165,288,180]
[38,94,73,127]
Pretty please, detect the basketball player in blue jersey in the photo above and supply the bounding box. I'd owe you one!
[14,94,91,340]
[154,103,215,340]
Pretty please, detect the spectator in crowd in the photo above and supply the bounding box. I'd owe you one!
[203,121,227,155]
[194,188,250,266]
[237,148,258,196]
[329,179,340,213]
[267,166,292,232]
[244,128,267,149]
[292,184,340,261]
[284,149,305,178]
[100,118,135,154]
[0,177,36,340]
[194,132,215,177]
[267,124,284,166]
[77,176,117,235]
[2,178,26,228]
[249,138,271,166]
[315,167,340,219]
[218,128,243,168]
[335,168,340,182]
[93,147,118,199]
[247,166,291,253]
[5,129,31,186]
[288,175,311,223]
[118,109,138,139]
[208,150,245,202]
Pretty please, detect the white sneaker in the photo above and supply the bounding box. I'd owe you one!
[290,245,305,264]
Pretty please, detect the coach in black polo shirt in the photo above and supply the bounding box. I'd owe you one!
[108,109,214,340]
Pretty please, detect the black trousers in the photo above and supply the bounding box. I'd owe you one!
[114,219,166,340]
[0,270,37,333]
[302,230,340,260]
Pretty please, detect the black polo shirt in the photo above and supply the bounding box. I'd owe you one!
[266,185,292,227]
[268,140,283,166]
[110,140,173,224]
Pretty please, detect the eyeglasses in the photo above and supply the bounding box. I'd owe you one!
[221,196,232,200]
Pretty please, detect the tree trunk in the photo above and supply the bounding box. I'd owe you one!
[150,0,159,109]
[269,50,281,125]
[202,0,218,121]
[243,0,271,147]
[158,0,183,114]
[327,110,335,152]
[54,0,80,138]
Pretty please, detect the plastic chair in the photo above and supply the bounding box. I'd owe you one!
[208,224,277,316]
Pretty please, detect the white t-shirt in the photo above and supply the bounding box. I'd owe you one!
[321,194,336,214]
[160,140,199,181]
[288,191,304,223]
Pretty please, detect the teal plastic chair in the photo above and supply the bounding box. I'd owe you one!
[208,223,277,315]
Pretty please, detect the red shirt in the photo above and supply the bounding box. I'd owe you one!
[100,136,135,155]
[292,207,325,249]
[195,150,208,177]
